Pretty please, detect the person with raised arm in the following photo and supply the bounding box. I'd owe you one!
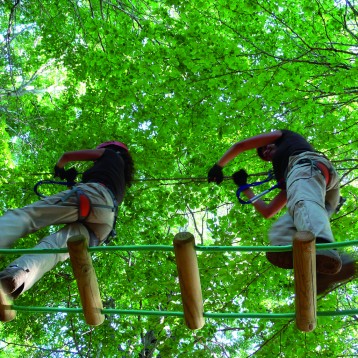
[208,129,355,294]
[0,141,134,299]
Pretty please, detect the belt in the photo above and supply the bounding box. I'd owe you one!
[296,159,330,185]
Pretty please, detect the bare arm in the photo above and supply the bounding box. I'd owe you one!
[241,187,287,219]
[217,130,283,167]
[56,149,106,168]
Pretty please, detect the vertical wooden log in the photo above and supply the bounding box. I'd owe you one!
[293,231,317,332]
[173,232,205,330]
[0,286,16,322]
[67,235,104,326]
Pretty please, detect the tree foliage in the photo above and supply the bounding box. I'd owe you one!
[0,0,357,356]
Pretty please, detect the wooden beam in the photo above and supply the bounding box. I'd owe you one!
[293,231,317,332]
[67,235,104,326]
[173,232,205,330]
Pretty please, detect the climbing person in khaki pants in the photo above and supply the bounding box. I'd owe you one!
[0,141,134,298]
[208,129,356,294]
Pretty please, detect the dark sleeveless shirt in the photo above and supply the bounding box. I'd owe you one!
[272,130,314,181]
[82,149,125,203]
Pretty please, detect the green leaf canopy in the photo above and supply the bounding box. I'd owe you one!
[0,0,357,356]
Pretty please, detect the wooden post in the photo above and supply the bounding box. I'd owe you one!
[0,286,16,322]
[293,231,317,332]
[67,235,104,326]
[173,232,205,330]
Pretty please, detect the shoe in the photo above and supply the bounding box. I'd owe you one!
[266,249,342,274]
[316,249,342,275]
[266,251,293,269]
[317,254,356,294]
[0,266,29,299]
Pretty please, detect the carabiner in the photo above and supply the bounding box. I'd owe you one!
[34,180,75,198]
[235,171,280,205]
[236,183,281,204]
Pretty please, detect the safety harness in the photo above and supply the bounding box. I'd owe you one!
[34,180,119,243]
[295,159,330,185]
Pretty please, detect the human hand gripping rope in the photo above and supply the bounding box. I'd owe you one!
[34,166,78,198]
[208,163,283,205]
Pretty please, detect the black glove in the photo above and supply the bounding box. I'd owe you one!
[232,169,248,187]
[63,167,78,183]
[54,165,66,179]
[54,165,78,183]
[208,164,224,184]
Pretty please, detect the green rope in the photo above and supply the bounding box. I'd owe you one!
[195,240,358,252]
[10,305,358,319]
[5,240,358,321]
[0,240,357,255]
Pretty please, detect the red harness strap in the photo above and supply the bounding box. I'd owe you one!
[315,162,330,185]
[76,189,92,221]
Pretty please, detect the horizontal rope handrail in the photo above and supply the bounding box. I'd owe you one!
[0,240,357,255]
[10,305,358,319]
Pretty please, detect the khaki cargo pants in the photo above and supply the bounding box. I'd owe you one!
[0,183,115,295]
[269,152,340,246]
